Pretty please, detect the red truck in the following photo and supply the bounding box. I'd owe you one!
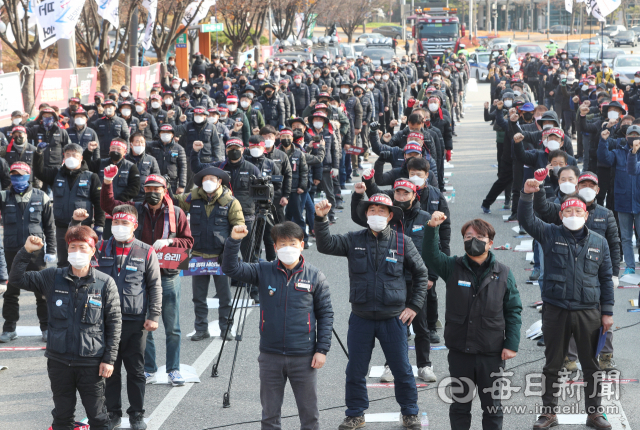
[411,7,465,60]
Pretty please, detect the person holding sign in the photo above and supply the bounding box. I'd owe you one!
[100,169,193,388]
[171,165,245,341]
[71,206,161,430]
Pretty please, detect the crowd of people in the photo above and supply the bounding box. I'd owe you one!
[0,39,622,430]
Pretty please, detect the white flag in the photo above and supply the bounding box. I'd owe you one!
[33,0,87,49]
[594,0,621,20]
[565,0,573,14]
[141,0,158,51]
[182,0,216,27]
[95,0,120,29]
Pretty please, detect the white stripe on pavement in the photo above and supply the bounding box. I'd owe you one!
[147,309,252,430]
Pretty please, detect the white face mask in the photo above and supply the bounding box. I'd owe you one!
[367,83,374,89]
[582,84,589,91]
[277,245,302,265]
[64,157,80,170]
[514,90,522,96]
[568,73,575,80]
[250,147,264,158]
[294,78,301,84]
[504,100,513,108]
[164,98,173,105]
[559,181,576,194]
[544,139,561,151]
[428,103,439,113]
[608,111,619,120]
[552,165,561,175]
[409,175,425,187]
[313,121,324,130]
[151,101,161,109]
[274,71,280,76]
[314,74,321,78]
[367,215,388,232]
[112,225,134,242]
[160,134,173,143]
[542,123,553,130]
[105,107,115,116]
[74,117,86,126]
[578,187,597,202]
[340,88,349,94]
[374,75,381,81]
[121,108,131,117]
[258,74,265,79]
[562,215,585,231]
[12,118,21,125]
[135,105,144,113]
[240,100,250,109]
[589,80,596,85]
[560,74,566,79]
[207,116,218,124]
[68,251,92,269]
[228,104,238,112]
[264,139,275,148]
[444,70,450,77]
[194,115,205,124]
[169,60,175,65]
[382,75,389,81]
[202,180,219,193]
[121,92,129,98]
[172,84,180,90]
[132,145,145,155]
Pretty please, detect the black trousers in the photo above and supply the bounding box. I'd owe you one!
[263,205,285,262]
[56,226,69,268]
[105,319,148,417]
[482,158,513,208]
[511,161,524,216]
[2,249,47,332]
[448,350,504,430]
[407,280,431,368]
[596,165,616,210]
[426,281,438,331]
[541,303,603,412]
[47,359,109,430]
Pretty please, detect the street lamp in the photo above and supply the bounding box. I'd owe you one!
[0,21,6,74]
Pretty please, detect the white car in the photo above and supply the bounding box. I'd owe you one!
[612,54,640,85]
[468,50,520,81]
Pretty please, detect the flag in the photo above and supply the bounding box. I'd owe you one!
[95,0,120,29]
[181,0,216,26]
[594,0,621,20]
[33,0,87,49]
[565,0,573,13]
[141,0,158,51]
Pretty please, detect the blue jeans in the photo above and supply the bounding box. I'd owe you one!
[286,191,307,241]
[145,274,181,373]
[533,240,541,271]
[345,313,419,417]
[544,98,552,110]
[304,192,315,234]
[618,211,640,270]
[339,149,348,187]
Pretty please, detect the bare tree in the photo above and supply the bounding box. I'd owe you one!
[334,0,380,43]
[271,0,325,42]
[0,0,42,114]
[248,1,269,60]
[75,0,142,92]
[219,0,269,60]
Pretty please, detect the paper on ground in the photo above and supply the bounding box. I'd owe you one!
[630,299,638,307]
[118,417,151,428]
[444,171,452,177]
[186,320,236,338]
[345,182,354,187]
[557,414,588,424]
[365,412,400,423]
[206,298,253,309]
[467,78,478,92]
[512,225,522,233]
[445,185,454,191]
[526,252,534,261]
[361,163,372,169]
[515,240,533,252]
[369,365,418,378]
[444,162,454,169]
[147,364,200,384]
[0,365,7,371]
[16,326,42,337]
[340,189,352,195]
[619,274,640,285]
[497,195,505,200]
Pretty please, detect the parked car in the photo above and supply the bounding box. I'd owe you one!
[613,30,637,47]
[351,43,366,57]
[356,32,385,43]
[362,46,396,65]
[631,26,640,41]
[487,37,513,48]
[612,54,640,85]
[602,49,625,66]
[515,44,543,60]
[584,36,613,49]
[602,24,626,38]
[549,25,571,34]
[376,26,405,39]
[564,41,582,58]
[579,44,602,63]
[468,50,520,82]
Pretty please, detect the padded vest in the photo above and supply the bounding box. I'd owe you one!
[53,170,93,225]
[0,189,45,251]
[189,191,233,255]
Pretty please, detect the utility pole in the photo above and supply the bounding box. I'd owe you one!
[130,7,139,67]
[547,0,550,40]
[469,0,473,41]
[57,37,77,70]
[494,0,498,36]
[268,2,273,46]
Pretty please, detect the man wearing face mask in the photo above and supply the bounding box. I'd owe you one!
[222,221,333,430]
[258,82,286,129]
[0,110,26,138]
[101,172,194,387]
[225,95,251,145]
[290,74,311,117]
[90,100,131,158]
[126,132,160,202]
[118,85,135,104]
[10,228,122,430]
[132,99,159,143]
[279,79,297,120]
[0,162,55,345]
[117,101,141,137]
[67,107,100,158]
[84,138,140,239]
[596,64,615,85]
[315,194,429,430]
[177,106,222,188]
[239,88,265,134]
[190,82,214,109]
[513,129,577,174]
[26,107,71,171]
[519,184,614,430]
[70,205,161,430]
[2,127,37,187]
[423,214,522,430]
[150,125,187,194]
[147,94,172,129]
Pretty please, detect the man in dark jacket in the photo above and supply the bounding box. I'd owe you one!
[519,184,615,430]
[315,195,429,430]
[90,100,131,158]
[133,99,159,142]
[70,205,161,430]
[222,221,333,430]
[258,83,286,129]
[152,124,187,194]
[423,214,522,430]
[9,228,122,430]
[290,74,311,117]
[26,107,70,170]
[127,132,161,202]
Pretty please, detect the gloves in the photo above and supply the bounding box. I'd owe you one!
[446,150,452,162]
[44,254,57,264]
[93,226,103,241]
[37,141,48,151]
[103,165,118,181]
[330,168,339,178]
[369,121,379,131]
[153,238,172,251]
[534,168,548,182]
[379,151,391,162]
[0,281,6,295]
[613,276,619,289]
[362,168,375,180]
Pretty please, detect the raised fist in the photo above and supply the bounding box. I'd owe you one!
[382,133,392,142]
[193,141,204,152]
[25,236,44,253]
[484,101,490,109]
[369,121,380,131]
[231,225,249,240]
[510,113,519,122]
[354,182,366,194]
[362,168,375,180]
[87,141,99,152]
[73,208,90,221]
[103,165,118,182]
[524,178,541,194]
[534,168,548,182]
[601,129,610,140]
[513,133,524,143]
[315,199,332,217]
[428,211,447,227]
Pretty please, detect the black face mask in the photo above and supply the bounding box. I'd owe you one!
[523,112,534,121]
[627,136,637,146]
[620,124,630,136]
[280,85,287,91]
[109,151,123,163]
[144,191,162,206]
[264,90,274,97]
[228,149,242,161]
[292,130,304,140]
[464,237,488,257]
[109,95,117,101]
[94,98,102,106]
[394,199,412,211]
[354,90,363,96]
[14,136,24,145]
[281,139,292,147]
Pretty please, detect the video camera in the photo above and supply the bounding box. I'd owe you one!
[249,176,275,208]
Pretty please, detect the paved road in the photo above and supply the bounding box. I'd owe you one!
[1,82,639,430]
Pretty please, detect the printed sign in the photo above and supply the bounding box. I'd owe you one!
[155,247,190,270]
[181,256,225,276]
[0,73,25,122]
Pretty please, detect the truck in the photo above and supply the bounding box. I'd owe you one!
[411,7,465,60]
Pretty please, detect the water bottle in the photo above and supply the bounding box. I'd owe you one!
[451,189,456,203]
[421,412,429,427]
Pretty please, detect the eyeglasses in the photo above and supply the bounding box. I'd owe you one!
[464,234,488,241]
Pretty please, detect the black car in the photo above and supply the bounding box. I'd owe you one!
[613,30,637,47]
[631,26,640,41]
[376,26,404,39]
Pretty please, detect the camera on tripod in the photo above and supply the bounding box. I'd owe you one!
[249,176,274,207]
